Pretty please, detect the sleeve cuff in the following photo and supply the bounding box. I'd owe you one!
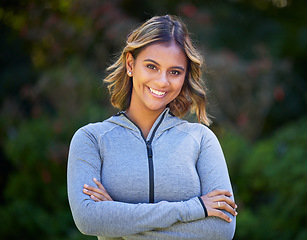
[180,197,207,222]
[198,197,208,217]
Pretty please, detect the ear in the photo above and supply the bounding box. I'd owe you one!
[126,52,134,75]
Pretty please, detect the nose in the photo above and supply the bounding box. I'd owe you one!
[155,72,169,88]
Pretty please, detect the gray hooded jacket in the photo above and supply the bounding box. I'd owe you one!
[67,108,236,240]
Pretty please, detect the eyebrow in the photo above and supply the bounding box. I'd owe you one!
[143,59,185,71]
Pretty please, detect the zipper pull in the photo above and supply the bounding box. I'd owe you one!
[146,141,153,158]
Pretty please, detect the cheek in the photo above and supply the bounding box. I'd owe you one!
[133,69,151,86]
[173,78,185,93]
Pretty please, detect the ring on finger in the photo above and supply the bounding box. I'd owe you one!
[218,201,221,209]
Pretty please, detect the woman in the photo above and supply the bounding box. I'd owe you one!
[67,15,237,240]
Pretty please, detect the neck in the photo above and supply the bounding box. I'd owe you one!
[125,106,165,139]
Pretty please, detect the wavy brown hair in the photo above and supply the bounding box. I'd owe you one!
[104,15,211,125]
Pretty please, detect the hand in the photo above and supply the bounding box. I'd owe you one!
[83,178,113,202]
[201,189,237,223]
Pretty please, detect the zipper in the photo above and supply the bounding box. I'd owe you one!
[122,111,167,203]
[146,141,154,203]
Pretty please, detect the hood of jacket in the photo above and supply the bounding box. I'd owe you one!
[105,108,186,141]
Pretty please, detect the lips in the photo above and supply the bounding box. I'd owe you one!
[149,87,166,96]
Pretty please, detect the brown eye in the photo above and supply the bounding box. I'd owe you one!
[170,70,180,75]
[147,64,156,70]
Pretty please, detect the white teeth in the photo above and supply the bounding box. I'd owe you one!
[149,87,166,96]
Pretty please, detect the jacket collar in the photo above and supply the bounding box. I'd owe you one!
[106,108,185,140]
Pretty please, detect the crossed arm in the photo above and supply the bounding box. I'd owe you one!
[84,178,237,223]
[68,127,237,239]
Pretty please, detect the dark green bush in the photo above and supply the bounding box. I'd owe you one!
[0,59,105,240]
[221,116,307,240]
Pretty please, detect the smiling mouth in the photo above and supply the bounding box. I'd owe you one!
[149,87,166,96]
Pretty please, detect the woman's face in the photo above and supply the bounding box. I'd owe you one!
[126,42,188,115]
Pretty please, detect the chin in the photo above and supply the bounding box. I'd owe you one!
[146,104,167,112]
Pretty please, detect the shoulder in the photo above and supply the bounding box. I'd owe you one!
[175,120,217,141]
[71,116,120,141]
[168,120,221,153]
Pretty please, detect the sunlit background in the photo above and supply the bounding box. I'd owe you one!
[1,0,306,239]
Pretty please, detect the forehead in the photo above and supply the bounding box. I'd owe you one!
[136,42,188,67]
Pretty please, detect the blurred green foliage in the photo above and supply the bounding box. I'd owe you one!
[221,116,307,239]
[0,0,306,239]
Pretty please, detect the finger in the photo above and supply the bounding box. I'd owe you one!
[83,188,100,198]
[212,195,237,209]
[91,194,102,202]
[207,189,232,198]
[213,209,233,223]
[84,184,107,196]
[93,178,106,190]
[84,183,113,201]
[84,184,104,196]
[91,191,108,201]
[93,178,113,201]
[216,201,238,217]
[83,188,107,201]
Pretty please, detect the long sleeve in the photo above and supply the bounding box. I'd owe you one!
[67,127,206,238]
[122,127,236,240]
